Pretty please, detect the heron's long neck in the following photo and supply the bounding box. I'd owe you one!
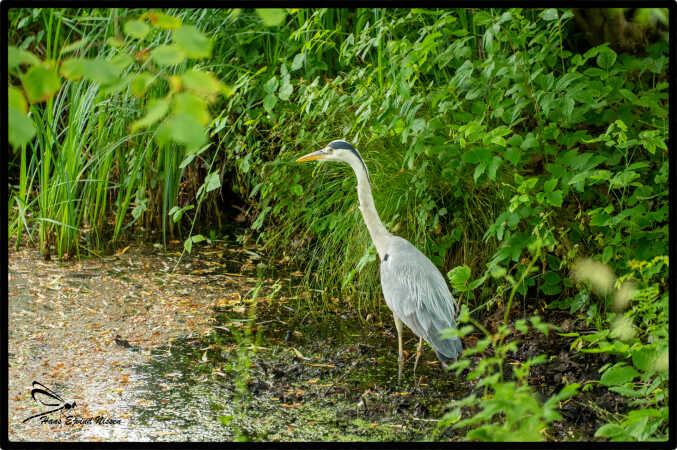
[348,159,390,259]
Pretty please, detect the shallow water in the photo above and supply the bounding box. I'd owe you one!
[7,239,609,442]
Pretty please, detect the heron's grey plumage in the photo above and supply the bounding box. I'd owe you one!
[380,236,462,364]
[296,140,463,380]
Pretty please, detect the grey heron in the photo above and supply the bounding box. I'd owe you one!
[297,140,463,383]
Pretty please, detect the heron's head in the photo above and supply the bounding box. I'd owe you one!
[296,140,364,165]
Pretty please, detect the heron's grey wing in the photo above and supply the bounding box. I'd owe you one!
[380,237,462,362]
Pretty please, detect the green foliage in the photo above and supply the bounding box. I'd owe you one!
[7,9,233,257]
[568,256,668,441]
[436,248,580,441]
[7,8,669,441]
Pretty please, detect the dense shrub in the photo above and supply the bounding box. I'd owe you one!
[7,8,669,441]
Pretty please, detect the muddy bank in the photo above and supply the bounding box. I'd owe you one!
[7,239,623,441]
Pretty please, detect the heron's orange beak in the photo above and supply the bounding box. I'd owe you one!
[296,149,325,162]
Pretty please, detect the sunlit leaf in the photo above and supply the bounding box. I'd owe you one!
[173,25,212,59]
[540,8,559,21]
[8,107,36,148]
[61,58,122,84]
[600,363,639,387]
[204,171,221,192]
[165,112,208,150]
[172,92,210,125]
[8,45,40,71]
[597,48,617,70]
[256,8,287,27]
[131,98,170,132]
[150,44,186,66]
[181,69,224,98]
[144,10,181,29]
[9,86,28,113]
[124,20,150,39]
[130,72,155,97]
[291,53,305,71]
[21,64,61,103]
[263,93,277,112]
[448,265,471,291]
[111,53,135,71]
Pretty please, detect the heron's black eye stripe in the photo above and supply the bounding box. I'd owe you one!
[327,140,371,183]
[383,254,389,261]
[328,140,355,151]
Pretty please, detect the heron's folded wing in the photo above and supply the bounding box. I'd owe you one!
[380,250,458,342]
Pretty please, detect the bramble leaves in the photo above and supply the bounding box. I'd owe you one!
[600,363,640,387]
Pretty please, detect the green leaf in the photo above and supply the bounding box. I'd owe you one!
[181,69,224,97]
[504,147,521,165]
[448,265,471,291]
[9,86,28,113]
[130,72,155,97]
[107,37,125,48]
[555,72,583,91]
[150,44,186,66]
[631,348,654,372]
[172,92,210,125]
[264,76,279,94]
[600,364,640,387]
[61,58,122,85]
[60,58,87,80]
[540,8,559,21]
[204,171,221,192]
[124,20,150,39]
[545,190,563,207]
[543,178,557,192]
[461,147,491,164]
[279,81,293,101]
[263,93,277,112]
[256,8,287,27]
[540,282,561,296]
[597,48,617,70]
[594,423,632,441]
[610,170,639,188]
[473,163,486,182]
[8,45,40,71]
[173,25,212,59]
[84,59,121,85]
[487,156,502,180]
[290,184,303,196]
[166,112,208,150]
[131,98,170,132]
[111,53,134,72]
[145,10,182,29]
[291,53,305,71]
[21,65,61,103]
[8,107,36,148]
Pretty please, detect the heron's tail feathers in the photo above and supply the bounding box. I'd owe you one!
[432,333,463,368]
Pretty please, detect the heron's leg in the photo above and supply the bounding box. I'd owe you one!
[394,314,404,384]
[413,336,424,375]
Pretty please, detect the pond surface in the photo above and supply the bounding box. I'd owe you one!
[7,237,617,442]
